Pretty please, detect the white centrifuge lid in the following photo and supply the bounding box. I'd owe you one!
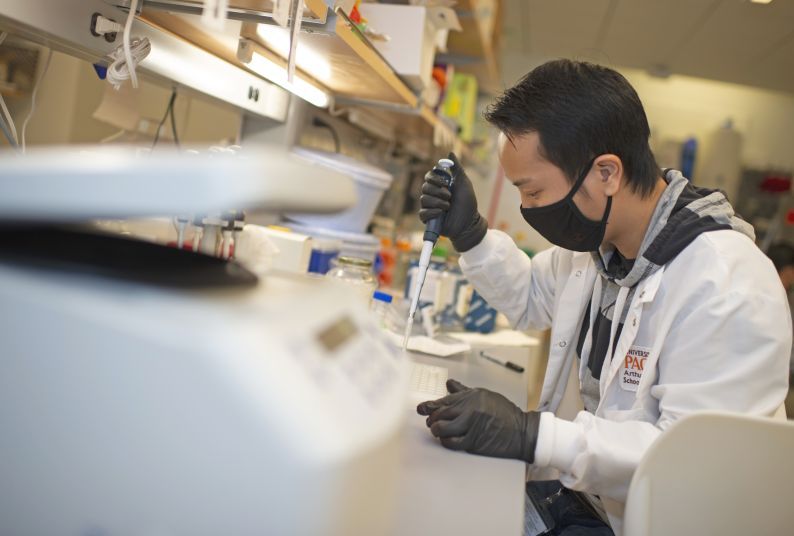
[0,145,356,221]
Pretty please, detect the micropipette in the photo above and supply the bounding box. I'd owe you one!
[403,158,456,351]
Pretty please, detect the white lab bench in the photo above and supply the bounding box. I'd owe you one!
[392,346,536,535]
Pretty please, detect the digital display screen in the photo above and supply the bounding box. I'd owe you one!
[315,315,358,353]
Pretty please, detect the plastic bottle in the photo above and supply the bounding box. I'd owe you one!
[370,290,395,330]
[680,137,698,180]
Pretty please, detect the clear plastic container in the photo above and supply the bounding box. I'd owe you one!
[325,256,378,302]
[286,148,393,233]
[371,290,398,331]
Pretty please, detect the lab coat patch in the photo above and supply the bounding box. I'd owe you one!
[620,346,650,392]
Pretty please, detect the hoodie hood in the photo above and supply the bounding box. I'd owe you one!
[592,169,755,288]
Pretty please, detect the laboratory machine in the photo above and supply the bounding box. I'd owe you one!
[0,145,409,536]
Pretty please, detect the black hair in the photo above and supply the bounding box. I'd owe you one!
[484,59,660,197]
[767,243,794,272]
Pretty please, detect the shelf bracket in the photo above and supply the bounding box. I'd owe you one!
[250,10,335,35]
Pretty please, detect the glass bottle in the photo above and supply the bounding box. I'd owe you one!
[325,256,378,302]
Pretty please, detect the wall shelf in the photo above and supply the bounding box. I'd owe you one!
[0,88,25,98]
[141,4,470,156]
[239,9,417,106]
[445,0,502,95]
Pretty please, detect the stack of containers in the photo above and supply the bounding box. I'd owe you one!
[290,223,381,264]
[285,147,393,264]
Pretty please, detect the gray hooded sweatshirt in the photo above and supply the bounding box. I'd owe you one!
[576,169,755,412]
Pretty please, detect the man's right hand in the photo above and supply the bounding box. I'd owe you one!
[419,152,488,252]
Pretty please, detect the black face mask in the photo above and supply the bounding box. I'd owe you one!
[520,159,612,252]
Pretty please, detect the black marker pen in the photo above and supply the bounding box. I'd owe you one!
[479,350,525,373]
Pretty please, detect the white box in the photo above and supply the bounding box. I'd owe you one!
[358,4,460,91]
[260,226,312,274]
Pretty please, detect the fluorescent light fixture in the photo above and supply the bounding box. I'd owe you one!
[143,43,290,121]
[256,26,332,80]
[750,0,773,4]
[247,52,330,108]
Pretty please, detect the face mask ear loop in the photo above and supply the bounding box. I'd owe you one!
[567,157,598,201]
[602,195,613,224]
[597,195,613,255]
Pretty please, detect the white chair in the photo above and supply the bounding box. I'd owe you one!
[624,411,794,535]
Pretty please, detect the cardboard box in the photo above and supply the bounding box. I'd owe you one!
[358,4,460,91]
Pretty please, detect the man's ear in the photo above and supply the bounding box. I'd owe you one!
[595,154,623,197]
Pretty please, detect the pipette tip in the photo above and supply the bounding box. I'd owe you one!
[401,316,413,352]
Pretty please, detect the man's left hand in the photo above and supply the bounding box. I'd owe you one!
[417,379,541,463]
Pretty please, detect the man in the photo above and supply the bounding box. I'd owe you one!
[416,60,791,534]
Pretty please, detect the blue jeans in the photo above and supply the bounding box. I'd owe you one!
[525,480,614,536]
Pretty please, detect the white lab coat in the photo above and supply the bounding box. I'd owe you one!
[460,229,792,532]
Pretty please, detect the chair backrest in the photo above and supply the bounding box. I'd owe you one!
[623,411,794,535]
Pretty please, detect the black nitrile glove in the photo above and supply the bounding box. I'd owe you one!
[416,379,540,463]
[419,152,488,252]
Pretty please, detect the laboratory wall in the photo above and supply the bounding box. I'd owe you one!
[3,45,243,147]
[621,67,794,171]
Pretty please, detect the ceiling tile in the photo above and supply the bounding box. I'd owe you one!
[499,0,794,95]
[599,0,718,69]
[672,0,794,80]
[525,0,612,60]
